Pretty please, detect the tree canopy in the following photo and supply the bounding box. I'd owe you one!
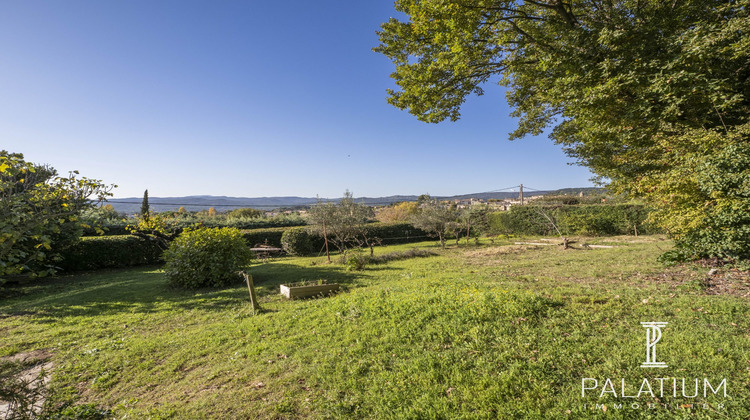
[376,0,750,260]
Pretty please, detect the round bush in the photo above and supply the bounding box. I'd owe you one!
[280,227,313,256]
[163,227,252,289]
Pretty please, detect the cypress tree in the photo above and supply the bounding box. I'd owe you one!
[141,189,150,222]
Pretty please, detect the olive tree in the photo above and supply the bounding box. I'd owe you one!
[307,191,377,260]
[410,197,458,248]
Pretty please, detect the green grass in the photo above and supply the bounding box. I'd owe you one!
[1,237,748,419]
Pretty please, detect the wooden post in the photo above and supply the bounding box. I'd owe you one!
[240,271,261,314]
[519,184,524,205]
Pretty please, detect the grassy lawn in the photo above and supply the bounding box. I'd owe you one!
[1,236,748,419]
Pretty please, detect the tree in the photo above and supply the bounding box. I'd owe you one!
[126,211,180,250]
[410,197,458,248]
[307,199,338,262]
[460,205,491,244]
[308,192,377,258]
[376,201,419,222]
[0,151,114,280]
[140,190,150,222]
[228,207,264,219]
[376,0,750,260]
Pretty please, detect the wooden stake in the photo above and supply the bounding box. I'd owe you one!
[240,271,261,314]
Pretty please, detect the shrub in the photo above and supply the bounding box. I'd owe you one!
[344,252,369,271]
[163,227,252,289]
[281,227,313,256]
[58,235,163,271]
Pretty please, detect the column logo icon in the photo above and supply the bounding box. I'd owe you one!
[640,322,668,368]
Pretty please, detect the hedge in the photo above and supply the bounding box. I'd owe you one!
[281,227,314,255]
[488,204,656,236]
[58,223,432,272]
[84,218,307,236]
[241,227,287,248]
[58,235,163,271]
[364,222,430,245]
[307,222,431,252]
[243,223,430,252]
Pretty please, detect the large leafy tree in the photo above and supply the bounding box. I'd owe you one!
[0,151,114,280]
[376,0,750,260]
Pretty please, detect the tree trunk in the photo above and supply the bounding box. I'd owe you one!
[323,221,330,263]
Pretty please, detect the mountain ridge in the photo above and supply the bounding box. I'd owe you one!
[106,187,604,213]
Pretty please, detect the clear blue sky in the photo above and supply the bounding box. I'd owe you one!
[1,1,595,199]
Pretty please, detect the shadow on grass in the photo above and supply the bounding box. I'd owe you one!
[0,261,370,319]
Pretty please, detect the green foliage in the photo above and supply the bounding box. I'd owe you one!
[78,205,125,236]
[640,125,750,261]
[280,227,313,256]
[227,207,264,219]
[0,151,114,280]
[126,212,180,238]
[489,205,653,236]
[410,197,458,248]
[82,224,130,236]
[58,235,163,271]
[46,404,113,419]
[376,0,750,259]
[343,251,369,271]
[163,227,252,289]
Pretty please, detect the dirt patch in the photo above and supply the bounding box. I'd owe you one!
[462,246,530,266]
[642,266,750,297]
[703,269,750,298]
[597,235,669,244]
[0,350,54,418]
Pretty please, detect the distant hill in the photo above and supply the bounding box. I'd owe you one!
[105,188,603,214]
